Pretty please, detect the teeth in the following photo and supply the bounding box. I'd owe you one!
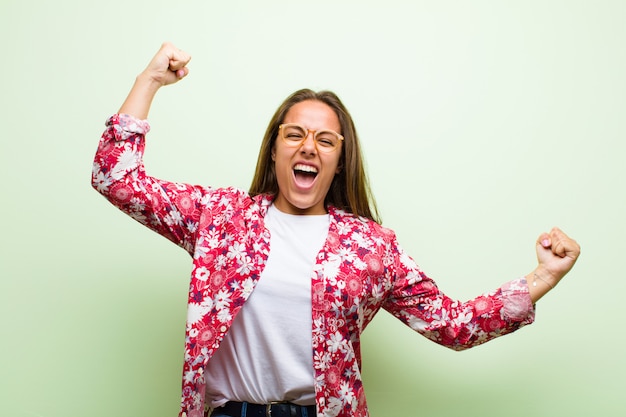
[293,164,318,174]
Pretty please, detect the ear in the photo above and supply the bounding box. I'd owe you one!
[335,153,344,174]
[271,143,276,161]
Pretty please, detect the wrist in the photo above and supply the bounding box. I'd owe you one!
[526,266,558,303]
[135,71,164,93]
[534,265,559,288]
[532,271,555,290]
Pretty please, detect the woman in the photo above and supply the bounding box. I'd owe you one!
[92,43,580,417]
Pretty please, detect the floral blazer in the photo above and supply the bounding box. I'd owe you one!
[92,114,535,417]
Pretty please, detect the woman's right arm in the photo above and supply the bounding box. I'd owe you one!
[92,44,205,253]
[119,42,191,119]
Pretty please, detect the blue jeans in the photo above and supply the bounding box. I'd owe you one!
[209,402,313,417]
[211,412,313,417]
[210,409,315,417]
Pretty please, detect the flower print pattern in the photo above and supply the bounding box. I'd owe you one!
[344,274,364,298]
[363,253,384,276]
[93,114,536,417]
[196,324,218,348]
[472,296,495,316]
[175,192,198,217]
[109,182,134,204]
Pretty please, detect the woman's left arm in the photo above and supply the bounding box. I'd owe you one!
[525,227,581,302]
[381,227,579,350]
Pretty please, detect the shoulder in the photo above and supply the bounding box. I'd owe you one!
[330,207,397,242]
[203,186,260,207]
[208,187,274,216]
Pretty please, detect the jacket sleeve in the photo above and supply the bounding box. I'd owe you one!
[91,114,222,255]
[382,236,535,350]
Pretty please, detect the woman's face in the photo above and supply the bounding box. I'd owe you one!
[272,100,342,215]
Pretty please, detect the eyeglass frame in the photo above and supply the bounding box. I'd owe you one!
[278,123,344,153]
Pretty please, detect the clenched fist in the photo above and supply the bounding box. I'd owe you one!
[118,42,192,119]
[141,42,192,86]
[529,227,580,301]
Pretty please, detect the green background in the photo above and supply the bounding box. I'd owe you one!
[1,1,624,416]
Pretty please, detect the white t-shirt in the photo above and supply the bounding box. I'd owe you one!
[204,204,330,408]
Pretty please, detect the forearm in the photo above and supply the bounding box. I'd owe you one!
[385,262,535,350]
[118,72,162,120]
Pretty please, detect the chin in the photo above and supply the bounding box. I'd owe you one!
[284,197,326,215]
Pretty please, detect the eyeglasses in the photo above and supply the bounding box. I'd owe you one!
[278,123,344,153]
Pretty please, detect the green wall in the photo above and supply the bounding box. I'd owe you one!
[1,1,624,416]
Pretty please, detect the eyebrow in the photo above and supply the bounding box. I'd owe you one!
[283,122,340,132]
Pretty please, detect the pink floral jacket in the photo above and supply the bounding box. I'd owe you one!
[92,114,535,417]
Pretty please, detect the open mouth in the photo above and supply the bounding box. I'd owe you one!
[293,163,318,187]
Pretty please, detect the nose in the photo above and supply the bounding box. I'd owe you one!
[300,130,317,154]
